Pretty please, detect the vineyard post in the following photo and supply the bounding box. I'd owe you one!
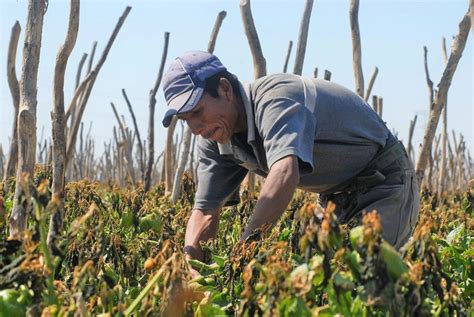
[349,0,364,97]
[48,0,80,250]
[144,31,169,192]
[293,0,314,75]
[171,10,227,203]
[3,21,21,187]
[416,12,471,184]
[9,0,47,237]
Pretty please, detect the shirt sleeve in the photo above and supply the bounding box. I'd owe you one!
[254,77,316,174]
[194,137,248,210]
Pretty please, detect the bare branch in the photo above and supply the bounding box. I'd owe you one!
[283,40,293,73]
[364,66,378,102]
[207,10,227,53]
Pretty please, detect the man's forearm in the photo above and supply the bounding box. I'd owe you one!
[242,156,299,240]
[184,208,220,261]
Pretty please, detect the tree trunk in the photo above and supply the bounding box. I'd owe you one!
[240,0,267,192]
[165,117,178,193]
[349,0,364,97]
[293,0,314,75]
[416,12,470,183]
[122,88,144,182]
[170,10,227,200]
[66,6,131,168]
[3,21,21,186]
[144,31,169,192]
[407,115,417,164]
[438,37,449,193]
[48,0,80,251]
[240,0,267,79]
[10,0,47,238]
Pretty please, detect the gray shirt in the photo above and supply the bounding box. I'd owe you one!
[194,73,390,210]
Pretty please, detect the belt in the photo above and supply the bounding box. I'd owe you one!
[322,140,407,194]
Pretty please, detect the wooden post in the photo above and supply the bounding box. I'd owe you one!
[10,0,47,238]
[349,0,364,97]
[48,0,80,251]
[293,0,314,75]
[144,31,169,192]
[416,12,470,183]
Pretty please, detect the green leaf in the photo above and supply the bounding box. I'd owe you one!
[279,296,311,317]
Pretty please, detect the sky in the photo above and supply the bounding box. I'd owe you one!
[0,0,472,160]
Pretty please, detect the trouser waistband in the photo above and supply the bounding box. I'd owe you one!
[321,139,408,195]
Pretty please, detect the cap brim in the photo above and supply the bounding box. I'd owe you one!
[162,108,178,127]
[162,87,205,128]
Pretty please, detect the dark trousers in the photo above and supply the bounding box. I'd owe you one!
[319,151,420,250]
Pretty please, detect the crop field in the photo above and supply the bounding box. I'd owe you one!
[1,1,472,316]
[0,172,472,316]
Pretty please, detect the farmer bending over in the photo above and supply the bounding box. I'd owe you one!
[161,51,419,277]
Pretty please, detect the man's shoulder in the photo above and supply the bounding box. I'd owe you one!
[252,73,301,88]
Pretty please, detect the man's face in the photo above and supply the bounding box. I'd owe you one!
[177,79,238,144]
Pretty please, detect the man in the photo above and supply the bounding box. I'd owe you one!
[162,51,419,274]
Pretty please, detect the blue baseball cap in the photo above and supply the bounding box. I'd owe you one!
[162,51,227,127]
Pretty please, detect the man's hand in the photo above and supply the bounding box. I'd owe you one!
[241,155,299,240]
[184,208,220,277]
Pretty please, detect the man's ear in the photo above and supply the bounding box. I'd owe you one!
[218,78,233,102]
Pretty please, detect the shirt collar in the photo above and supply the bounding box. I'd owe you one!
[238,80,256,144]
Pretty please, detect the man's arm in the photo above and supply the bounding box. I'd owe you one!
[241,155,299,240]
[184,208,220,276]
